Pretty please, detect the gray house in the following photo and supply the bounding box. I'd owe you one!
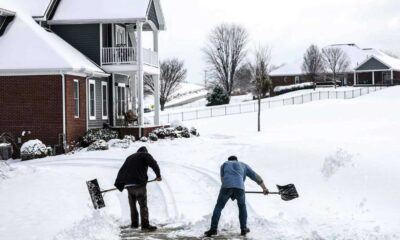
[0,0,166,152]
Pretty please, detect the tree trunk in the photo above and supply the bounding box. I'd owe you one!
[258,97,261,132]
[160,99,165,111]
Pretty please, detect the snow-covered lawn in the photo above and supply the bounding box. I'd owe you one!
[1,87,400,239]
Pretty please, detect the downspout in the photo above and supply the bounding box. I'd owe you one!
[60,72,67,152]
[86,77,90,131]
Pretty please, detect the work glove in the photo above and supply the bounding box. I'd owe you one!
[263,188,269,195]
[156,177,162,182]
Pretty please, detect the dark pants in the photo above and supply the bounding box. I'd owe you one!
[210,188,247,230]
[127,186,149,227]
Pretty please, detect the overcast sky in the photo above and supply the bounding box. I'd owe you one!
[157,0,400,84]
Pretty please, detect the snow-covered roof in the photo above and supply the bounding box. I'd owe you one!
[0,10,108,77]
[1,0,52,18]
[270,44,396,76]
[357,53,400,72]
[49,0,166,30]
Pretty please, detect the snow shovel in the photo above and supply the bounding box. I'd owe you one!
[87,179,157,209]
[246,184,299,201]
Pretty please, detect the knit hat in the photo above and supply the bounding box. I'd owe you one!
[228,156,238,161]
[137,146,148,153]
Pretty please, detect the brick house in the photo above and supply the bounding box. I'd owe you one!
[0,0,165,153]
[270,44,400,95]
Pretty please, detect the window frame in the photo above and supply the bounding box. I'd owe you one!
[101,82,109,120]
[73,79,80,118]
[88,80,96,120]
[117,83,126,119]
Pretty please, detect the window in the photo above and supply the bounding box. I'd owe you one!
[101,82,108,120]
[73,80,79,118]
[89,80,96,120]
[117,84,126,118]
[295,76,300,84]
[115,25,126,46]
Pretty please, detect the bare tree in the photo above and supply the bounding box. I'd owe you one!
[250,46,272,132]
[203,23,249,96]
[145,58,187,111]
[322,47,350,88]
[302,44,325,82]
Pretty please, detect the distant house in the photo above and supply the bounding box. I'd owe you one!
[270,43,400,94]
[0,0,165,153]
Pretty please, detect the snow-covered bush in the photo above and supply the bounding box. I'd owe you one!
[148,133,158,142]
[190,127,199,136]
[170,120,183,128]
[206,85,230,106]
[87,140,109,151]
[140,137,148,142]
[153,128,167,139]
[81,129,119,147]
[20,140,49,161]
[124,135,136,143]
[181,128,191,138]
[274,82,315,95]
[109,139,130,149]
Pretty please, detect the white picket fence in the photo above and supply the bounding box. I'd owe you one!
[159,86,387,123]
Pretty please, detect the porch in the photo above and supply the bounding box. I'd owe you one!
[102,47,159,67]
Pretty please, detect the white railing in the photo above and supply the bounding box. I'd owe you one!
[102,47,159,67]
[143,48,159,67]
[102,47,135,64]
[159,86,388,123]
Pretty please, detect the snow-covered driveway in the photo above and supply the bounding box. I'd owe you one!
[1,87,400,239]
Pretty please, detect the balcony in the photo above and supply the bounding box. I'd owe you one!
[102,47,159,67]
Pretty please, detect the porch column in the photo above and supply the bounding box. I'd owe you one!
[153,30,160,125]
[391,69,394,85]
[154,74,160,125]
[354,71,357,86]
[372,71,375,85]
[137,21,144,127]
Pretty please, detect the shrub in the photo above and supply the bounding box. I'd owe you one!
[21,140,49,161]
[206,85,230,106]
[81,129,119,147]
[273,82,316,95]
[87,140,109,151]
[140,137,148,142]
[190,127,198,136]
[148,133,158,142]
[153,128,167,139]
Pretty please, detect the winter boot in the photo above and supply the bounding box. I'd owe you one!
[130,224,139,229]
[241,228,250,236]
[204,229,218,237]
[142,225,157,231]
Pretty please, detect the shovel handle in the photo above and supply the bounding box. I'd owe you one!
[100,179,158,194]
[245,191,280,194]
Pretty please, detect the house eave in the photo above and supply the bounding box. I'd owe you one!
[47,18,147,25]
[0,68,110,77]
[0,8,16,16]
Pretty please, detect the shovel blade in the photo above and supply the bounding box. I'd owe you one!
[277,184,299,201]
[87,179,106,209]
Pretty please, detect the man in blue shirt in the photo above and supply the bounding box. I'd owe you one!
[205,156,269,237]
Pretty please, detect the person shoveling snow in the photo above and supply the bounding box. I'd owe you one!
[114,147,162,231]
[204,156,269,237]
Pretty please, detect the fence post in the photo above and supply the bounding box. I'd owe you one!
[167,113,170,123]
[225,106,227,115]
[239,104,242,113]
[182,112,184,121]
[196,110,198,119]
[311,92,313,101]
[301,94,304,104]
[352,90,354,98]
[336,91,338,99]
[254,102,256,112]
[360,88,362,96]
[292,97,295,105]
[282,99,285,106]
[211,108,213,117]
[268,101,271,108]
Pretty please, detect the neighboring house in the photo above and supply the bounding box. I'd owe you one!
[270,43,400,94]
[0,0,165,153]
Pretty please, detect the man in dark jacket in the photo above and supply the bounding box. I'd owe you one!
[115,146,162,231]
[205,156,269,237]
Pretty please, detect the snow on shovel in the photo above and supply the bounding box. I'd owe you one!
[86,179,157,209]
[246,184,299,201]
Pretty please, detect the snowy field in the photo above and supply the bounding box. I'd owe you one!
[1,87,400,240]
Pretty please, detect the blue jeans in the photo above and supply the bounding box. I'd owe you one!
[210,188,247,230]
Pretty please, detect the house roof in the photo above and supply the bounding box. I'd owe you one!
[1,0,52,18]
[270,44,393,77]
[0,10,108,77]
[356,54,400,72]
[49,0,166,30]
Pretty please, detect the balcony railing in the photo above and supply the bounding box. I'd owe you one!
[102,47,159,67]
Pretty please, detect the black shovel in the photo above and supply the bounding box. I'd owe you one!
[87,179,157,209]
[246,184,299,201]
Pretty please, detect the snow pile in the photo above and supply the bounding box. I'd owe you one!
[87,140,109,152]
[321,148,354,179]
[20,140,49,161]
[274,82,315,94]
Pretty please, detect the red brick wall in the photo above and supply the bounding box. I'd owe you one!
[0,75,63,146]
[65,75,87,146]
